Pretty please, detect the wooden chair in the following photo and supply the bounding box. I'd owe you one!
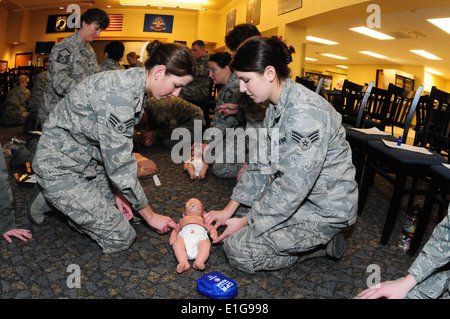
[295,76,324,95]
[295,76,315,91]
[345,83,420,184]
[416,86,450,156]
[412,94,430,146]
[407,164,449,256]
[357,86,449,247]
[334,79,373,127]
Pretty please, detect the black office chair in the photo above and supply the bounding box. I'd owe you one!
[358,85,449,247]
[407,164,449,256]
[345,83,410,184]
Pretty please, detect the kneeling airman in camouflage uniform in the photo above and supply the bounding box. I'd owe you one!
[29,41,195,253]
[205,37,358,273]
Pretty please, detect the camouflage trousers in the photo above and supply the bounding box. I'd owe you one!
[39,164,136,254]
[224,215,340,273]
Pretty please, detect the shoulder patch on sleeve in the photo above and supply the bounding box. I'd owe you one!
[56,48,71,65]
[291,129,319,150]
[109,113,134,135]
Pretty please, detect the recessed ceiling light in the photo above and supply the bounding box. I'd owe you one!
[425,68,443,75]
[306,36,338,45]
[427,18,450,34]
[409,50,442,60]
[336,65,348,69]
[359,51,389,59]
[350,27,394,40]
[305,57,318,61]
[321,53,348,60]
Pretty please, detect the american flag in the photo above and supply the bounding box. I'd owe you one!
[104,14,124,31]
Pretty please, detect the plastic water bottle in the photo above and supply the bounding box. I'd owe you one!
[399,206,420,251]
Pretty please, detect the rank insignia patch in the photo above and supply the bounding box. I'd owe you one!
[291,130,319,150]
[56,48,71,65]
[109,114,133,134]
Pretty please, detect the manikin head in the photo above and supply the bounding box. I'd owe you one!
[183,198,204,217]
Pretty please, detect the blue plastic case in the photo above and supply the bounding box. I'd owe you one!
[196,271,238,299]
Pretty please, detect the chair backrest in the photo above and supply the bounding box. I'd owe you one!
[335,79,368,117]
[421,86,450,156]
[355,83,389,129]
[295,76,315,91]
[399,85,423,144]
[315,77,324,95]
[383,84,420,136]
[354,81,374,128]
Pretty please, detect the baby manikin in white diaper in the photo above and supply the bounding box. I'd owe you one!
[169,198,218,273]
[178,224,209,260]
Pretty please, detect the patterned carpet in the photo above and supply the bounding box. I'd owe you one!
[0,125,441,302]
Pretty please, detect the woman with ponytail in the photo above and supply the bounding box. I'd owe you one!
[29,41,194,254]
[205,36,358,273]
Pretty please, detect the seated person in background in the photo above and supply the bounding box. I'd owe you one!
[179,40,211,101]
[126,51,144,68]
[100,40,125,71]
[200,52,247,179]
[139,96,205,149]
[1,75,30,126]
[169,198,218,273]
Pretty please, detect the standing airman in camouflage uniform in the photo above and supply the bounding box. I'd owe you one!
[39,8,109,124]
[29,41,195,253]
[205,36,358,273]
[179,40,211,101]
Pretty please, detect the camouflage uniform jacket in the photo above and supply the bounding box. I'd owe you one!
[231,78,358,237]
[144,96,205,140]
[407,210,449,297]
[179,53,211,101]
[99,58,125,71]
[33,68,148,211]
[40,31,100,123]
[28,71,48,114]
[210,73,246,137]
[1,85,30,125]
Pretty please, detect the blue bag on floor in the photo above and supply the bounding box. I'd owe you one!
[197,271,238,299]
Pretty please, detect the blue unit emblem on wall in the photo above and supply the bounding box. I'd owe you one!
[144,14,174,33]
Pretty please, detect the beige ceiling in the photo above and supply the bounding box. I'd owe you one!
[1,0,449,80]
[0,0,232,11]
